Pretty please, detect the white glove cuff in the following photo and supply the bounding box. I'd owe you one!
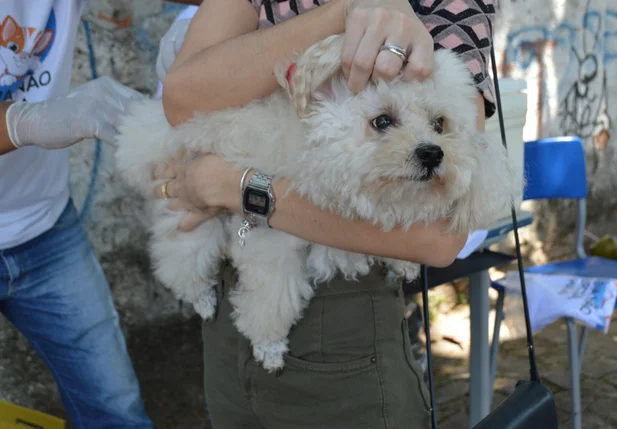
[6,102,25,148]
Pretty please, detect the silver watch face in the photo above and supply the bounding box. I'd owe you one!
[244,188,270,216]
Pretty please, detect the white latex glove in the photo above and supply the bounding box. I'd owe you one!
[156,19,191,82]
[6,76,144,150]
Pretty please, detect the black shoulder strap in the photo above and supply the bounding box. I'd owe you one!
[421,29,541,429]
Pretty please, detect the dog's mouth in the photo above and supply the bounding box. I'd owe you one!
[406,168,438,183]
[417,170,435,182]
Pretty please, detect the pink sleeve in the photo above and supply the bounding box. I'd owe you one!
[416,0,496,118]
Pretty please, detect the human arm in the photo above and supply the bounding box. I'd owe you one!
[0,77,144,157]
[162,0,345,124]
[156,92,486,267]
[201,164,470,267]
[162,0,434,125]
[159,156,469,267]
[155,0,491,266]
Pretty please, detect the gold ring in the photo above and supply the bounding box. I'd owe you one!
[160,181,171,199]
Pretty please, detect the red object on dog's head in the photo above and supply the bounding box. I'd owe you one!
[285,62,296,87]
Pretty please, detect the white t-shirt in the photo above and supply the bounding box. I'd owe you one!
[0,0,86,249]
[155,5,199,99]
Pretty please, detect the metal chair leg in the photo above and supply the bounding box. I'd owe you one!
[566,317,582,429]
[578,326,589,374]
[488,288,505,406]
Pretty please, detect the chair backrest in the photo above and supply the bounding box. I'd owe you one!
[522,136,588,259]
[523,136,587,201]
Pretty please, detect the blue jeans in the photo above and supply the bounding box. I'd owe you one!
[0,200,152,429]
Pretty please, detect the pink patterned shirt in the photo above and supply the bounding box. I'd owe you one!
[249,0,496,117]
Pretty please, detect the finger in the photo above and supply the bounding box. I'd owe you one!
[347,29,385,93]
[178,211,212,232]
[164,179,184,199]
[153,158,180,180]
[402,31,434,81]
[167,199,194,212]
[95,123,119,147]
[341,18,367,79]
[109,80,145,102]
[152,163,176,180]
[99,105,126,127]
[154,179,179,199]
[154,180,168,199]
[372,37,409,83]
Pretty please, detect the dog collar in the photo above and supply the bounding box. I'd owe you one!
[285,62,296,87]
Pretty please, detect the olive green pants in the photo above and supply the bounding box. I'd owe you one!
[202,262,431,429]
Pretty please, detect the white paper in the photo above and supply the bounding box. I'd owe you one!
[497,272,617,334]
[456,230,489,259]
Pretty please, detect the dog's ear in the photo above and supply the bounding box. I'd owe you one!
[275,34,345,117]
[449,132,517,233]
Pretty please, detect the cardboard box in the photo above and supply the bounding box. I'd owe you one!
[0,400,65,429]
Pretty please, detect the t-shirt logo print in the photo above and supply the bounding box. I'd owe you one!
[0,14,54,91]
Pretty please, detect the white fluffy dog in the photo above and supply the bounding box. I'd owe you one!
[115,34,515,372]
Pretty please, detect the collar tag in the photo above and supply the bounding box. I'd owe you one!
[285,62,296,87]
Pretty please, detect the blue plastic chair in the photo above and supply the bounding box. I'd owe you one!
[489,136,617,429]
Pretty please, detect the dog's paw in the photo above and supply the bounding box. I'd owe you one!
[387,259,421,281]
[193,288,217,321]
[253,339,289,373]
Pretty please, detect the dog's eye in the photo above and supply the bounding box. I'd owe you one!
[431,117,445,134]
[371,114,394,132]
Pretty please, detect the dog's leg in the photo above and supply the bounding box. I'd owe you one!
[149,203,227,320]
[307,244,373,283]
[379,258,421,282]
[227,224,313,372]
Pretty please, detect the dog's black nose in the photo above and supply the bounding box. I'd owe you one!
[415,144,444,169]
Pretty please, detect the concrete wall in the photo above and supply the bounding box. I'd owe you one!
[491,0,617,262]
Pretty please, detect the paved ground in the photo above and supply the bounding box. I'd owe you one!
[429,288,617,429]
[2,280,617,429]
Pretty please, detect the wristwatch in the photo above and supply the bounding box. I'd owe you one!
[242,170,276,228]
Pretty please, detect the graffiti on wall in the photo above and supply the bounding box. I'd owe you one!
[502,0,615,171]
[558,2,613,161]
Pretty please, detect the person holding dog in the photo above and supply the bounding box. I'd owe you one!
[156,0,496,427]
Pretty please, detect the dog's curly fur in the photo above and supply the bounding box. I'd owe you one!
[114,35,516,372]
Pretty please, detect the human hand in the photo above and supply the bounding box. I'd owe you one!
[6,76,144,150]
[342,0,434,92]
[153,152,241,232]
[156,18,191,83]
